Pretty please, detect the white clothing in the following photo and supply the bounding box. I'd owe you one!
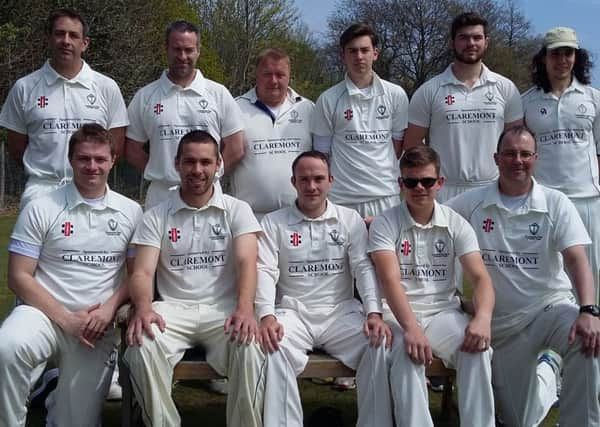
[132,184,261,307]
[446,180,591,342]
[231,87,314,215]
[571,196,600,301]
[10,182,141,311]
[339,193,401,218]
[126,70,243,185]
[312,73,408,204]
[144,180,178,211]
[0,60,128,182]
[409,63,523,185]
[368,201,480,317]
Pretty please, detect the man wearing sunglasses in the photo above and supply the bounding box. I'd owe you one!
[522,27,600,304]
[365,145,496,427]
[447,126,600,427]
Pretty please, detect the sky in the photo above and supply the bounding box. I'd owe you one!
[295,0,600,85]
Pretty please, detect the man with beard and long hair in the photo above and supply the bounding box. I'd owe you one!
[403,12,523,203]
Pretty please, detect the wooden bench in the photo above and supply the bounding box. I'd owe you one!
[119,345,456,426]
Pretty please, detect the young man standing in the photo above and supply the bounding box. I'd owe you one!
[366,145,496,427]
[522,27,600,301]
[403,12,523,202]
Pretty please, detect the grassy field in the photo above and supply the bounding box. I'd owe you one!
[0,213,560,426]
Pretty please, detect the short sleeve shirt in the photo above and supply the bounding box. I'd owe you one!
[231,87,314,214]
[126,70,244,184]
[522,79,600,198]
[312,73,408,203]
[10,183,142,311]
[409,64,523,184]
[256,201,381,319]
[132,184,261,308]
[368,201,479,316]
[0,61,129,180]
[447,180,591,341]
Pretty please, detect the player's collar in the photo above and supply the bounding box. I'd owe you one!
[288,199,337,224]
[159,69,206,95]
[344,72,385,98]
[483,178,548,213]
[440,63,497,87]
[65,182,121,210]
[169,181,226,213]
[400,200,449,229]
[42,60,94,89]
[241,86,302,105]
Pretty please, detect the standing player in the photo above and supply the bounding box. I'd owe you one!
[123,130,264,427]
[257,151,391,427]
[403,12,523,202]
[312,23,408,221]
[0,124,142,427]
[522,27,600,300]
[125,20,244,209]
[0,9,128,208]
[231,48,313,220]
[367,145,496,427]
[448,126,600,427]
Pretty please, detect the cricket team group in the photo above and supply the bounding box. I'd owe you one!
[0,6,598,427]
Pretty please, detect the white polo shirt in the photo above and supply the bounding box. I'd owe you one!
[231,87,313,214]
[256,201,381,320]
[9,183,142,311]
[409,64,523,185]
[0,61,128,181]
[446,180,591,342]
[126,70,244,185]
[132,184,261,308]
[522,79,600,199]
[368,201,479,317]
[312,73,408,204]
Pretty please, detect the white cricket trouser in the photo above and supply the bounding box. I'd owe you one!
[263,297,389,427]
[0,305,118,427]
[571,196,600,302]
[436,181,492,204]
[123,301,265,427]
[144,181,178,210]
[493,299,600,427]
[340,194,401,218]
[20,176,70,209]
[365,309,495,427]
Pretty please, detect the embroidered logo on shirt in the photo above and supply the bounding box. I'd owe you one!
[210,223,225,240]
[433,239,449,257]
[344,108,353,121]
[578,104,587,114]
[401,240,411,256]
[482,218,494,233]
[485,91,494,102]
[86,93,97,105]
[37,96,49,108]
[199,100,209,109]
[540,107,547,115]
[168,227,181,242]
[526,222,543,241]
[106,218,121,236]
[329,230,345,246]
[290,232,302,247]
[61,221,74,236]
[288,110,302,123]
[154,103,164,115]
[444,95,455,105]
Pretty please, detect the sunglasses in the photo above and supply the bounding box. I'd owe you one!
[401,177,438,189]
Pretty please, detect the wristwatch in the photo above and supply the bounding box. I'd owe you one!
[579,304,600,317]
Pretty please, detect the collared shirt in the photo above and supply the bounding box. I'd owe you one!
[132,184,261,308]
[0,61,128,181]
[126,70,244,184]
[447,179,590,342]
[256,201,381,320]
[409,63,523,185]
[368,201,479,318]
[522,78,600,198]
[312,73,409,203]
[10,182,142,311]
[231,87,314,214]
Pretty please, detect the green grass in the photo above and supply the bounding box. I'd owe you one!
[0,213,559,426]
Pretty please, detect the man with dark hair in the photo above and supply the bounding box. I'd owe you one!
[123,130,265,427]
[0,8,128,209]
[231,48,314,220]
[0,124,142,426]
[257,150,390,427]
[312,23,408,223]
[366,145,496,427]
[523,27,600,302]
[404,12,523,202]
[448,126,600,427]
[125,20,244,210]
